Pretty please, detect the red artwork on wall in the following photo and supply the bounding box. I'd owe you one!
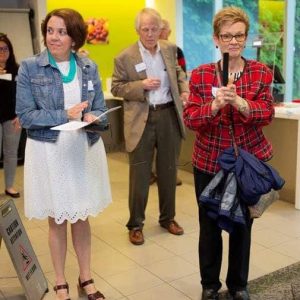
[86,18,109,44]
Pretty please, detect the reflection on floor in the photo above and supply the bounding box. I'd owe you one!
[0,152,300,299]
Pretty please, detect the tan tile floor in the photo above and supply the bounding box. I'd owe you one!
[0,151,300,299]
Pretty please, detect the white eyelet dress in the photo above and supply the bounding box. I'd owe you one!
[24,62,112,224]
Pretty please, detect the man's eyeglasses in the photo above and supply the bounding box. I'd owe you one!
[0,46,9,53]
[219,33,246,42]
[140,27,160,34]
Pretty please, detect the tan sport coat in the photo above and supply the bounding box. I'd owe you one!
[111,40,189,152]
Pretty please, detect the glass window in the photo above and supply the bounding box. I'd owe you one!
[183,0,259,72]
[293,1,300,99]
[183,0,214,71]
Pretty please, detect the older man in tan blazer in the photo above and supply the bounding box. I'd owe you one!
[111,7,189,245]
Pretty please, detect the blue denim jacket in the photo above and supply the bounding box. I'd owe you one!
[16,49,108,145]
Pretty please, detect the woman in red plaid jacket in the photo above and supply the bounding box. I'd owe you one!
[183,6,274,300]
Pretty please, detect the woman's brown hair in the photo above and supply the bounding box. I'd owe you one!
[0,33,18,75]
[41,8,87,51]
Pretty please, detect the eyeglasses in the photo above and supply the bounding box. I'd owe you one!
[219,33,246,42]
[0,46,9,53]
[140,27,160,34]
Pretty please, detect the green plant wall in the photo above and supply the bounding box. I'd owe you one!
[258,1,284,75]
[294,1,300,99]
[183,0,214,71]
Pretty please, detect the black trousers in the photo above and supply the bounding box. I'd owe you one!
[193,167,253,292]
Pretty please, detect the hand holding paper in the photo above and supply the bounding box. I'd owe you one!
[51,106,122,131]
[67,101,88,120]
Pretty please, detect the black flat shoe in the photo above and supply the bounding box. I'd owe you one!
[228,289,250,300]
[5,190,20,198]
[202,288,219,300]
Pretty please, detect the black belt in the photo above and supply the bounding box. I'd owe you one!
[149,101,174,111]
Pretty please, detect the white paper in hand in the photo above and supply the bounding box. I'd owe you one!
[0,73,12,81]
[51,106,121,131]
[50,120,89,131]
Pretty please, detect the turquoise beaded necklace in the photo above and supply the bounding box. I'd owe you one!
[48,51,76,83]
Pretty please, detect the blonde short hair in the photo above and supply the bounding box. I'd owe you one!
[135,7,162,31]
[213,6,250,37]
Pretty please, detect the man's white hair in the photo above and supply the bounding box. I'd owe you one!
[135,7,163,31]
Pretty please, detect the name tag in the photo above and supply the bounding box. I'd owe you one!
[135,62,146,73]
[88,80,94,91]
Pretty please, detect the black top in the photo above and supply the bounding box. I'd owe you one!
[0,70,18,123]
[177,46,186,73]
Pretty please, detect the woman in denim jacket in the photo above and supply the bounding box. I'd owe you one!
[16,8,111,300]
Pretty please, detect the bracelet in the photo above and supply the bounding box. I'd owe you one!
[238,104,247,113]
[211,109,218,117]
[238,99,248,113]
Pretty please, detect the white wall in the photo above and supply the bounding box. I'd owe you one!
[28,0,46,52]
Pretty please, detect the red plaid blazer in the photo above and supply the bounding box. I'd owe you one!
[183,59,274,175]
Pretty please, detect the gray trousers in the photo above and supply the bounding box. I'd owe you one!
[126,106,181,230]
[0,120,21,189]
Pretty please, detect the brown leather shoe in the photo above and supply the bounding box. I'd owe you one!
[129,229,144,245]
[176,177,183,186]
[149,172,157,185]
[161,220,184,235]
